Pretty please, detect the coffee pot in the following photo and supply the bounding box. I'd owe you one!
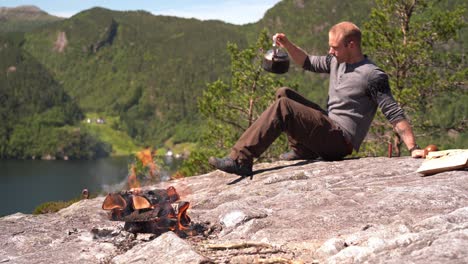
[262,36,290,74]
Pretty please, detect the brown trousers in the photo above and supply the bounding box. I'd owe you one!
[229,87,352,164]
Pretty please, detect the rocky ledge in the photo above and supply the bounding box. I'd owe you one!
[1,157,467,264]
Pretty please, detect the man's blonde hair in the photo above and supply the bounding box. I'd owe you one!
[329,21,362,47]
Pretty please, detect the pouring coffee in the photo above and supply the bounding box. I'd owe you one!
[262,35,290,74]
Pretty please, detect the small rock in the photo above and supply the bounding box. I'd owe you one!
[328,245,373,264]
[315,237,347,258]
[220,210,247,228]
[366,237,386,251]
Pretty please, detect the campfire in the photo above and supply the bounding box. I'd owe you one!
[102,186,193,236]
[101,148,198,237]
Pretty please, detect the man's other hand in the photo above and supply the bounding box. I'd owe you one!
[411,149,425,158]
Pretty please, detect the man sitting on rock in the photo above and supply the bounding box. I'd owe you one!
[209,21,424,176]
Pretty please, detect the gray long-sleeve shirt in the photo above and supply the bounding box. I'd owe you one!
[303,55,405,151]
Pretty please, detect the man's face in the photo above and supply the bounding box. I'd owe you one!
[328,33,349,63]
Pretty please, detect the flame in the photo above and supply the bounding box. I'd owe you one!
[136,148,153,166]
[135,147,158,180]
[176,201,191,231]
[127,165,141,189]
[148,162,157,179]
[170,171,185,180]
[130,187,142,194]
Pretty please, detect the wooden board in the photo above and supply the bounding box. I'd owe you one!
[416,149,468,176]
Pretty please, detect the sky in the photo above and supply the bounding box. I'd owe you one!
[1,0,282,25]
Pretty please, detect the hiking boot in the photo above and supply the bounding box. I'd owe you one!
[208,157,253,176]
[279,150,318,161]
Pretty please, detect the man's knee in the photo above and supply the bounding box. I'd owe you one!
[275,87,292,99]
[274,97,293,116]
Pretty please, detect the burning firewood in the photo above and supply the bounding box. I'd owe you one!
[101,148,203,237]
[102,186,193,237]
[102,193,127,210]
[132,195,151,210]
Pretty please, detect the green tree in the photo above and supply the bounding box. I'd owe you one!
[180,30,292,176]
[361,0,466,156]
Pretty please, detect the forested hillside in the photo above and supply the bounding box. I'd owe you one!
[0,5,62,32]
[0,33,109,159]
[0,0,466,160]
[22,7,248,147]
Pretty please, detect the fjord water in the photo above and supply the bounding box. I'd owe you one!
[0,157,181,217]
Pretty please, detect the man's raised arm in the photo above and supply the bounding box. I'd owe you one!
[274,33,308,67]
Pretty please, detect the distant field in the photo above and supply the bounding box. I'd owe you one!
[82,113,140,156]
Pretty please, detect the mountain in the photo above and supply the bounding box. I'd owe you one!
[0,5,63,32]
[0,6,251,158]
[21,7,250,147]
[18,1,374,148]
[252,0,373,51]
[0,33,111,159]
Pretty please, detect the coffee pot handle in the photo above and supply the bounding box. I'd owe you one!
[272,35,278,56]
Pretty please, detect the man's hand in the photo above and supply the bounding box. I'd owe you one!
[273,33,289,48]
[272,33,308,67]
[411,149,425,158]
[393,119,424,159]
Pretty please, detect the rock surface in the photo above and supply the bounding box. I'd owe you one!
[1,157,467,263]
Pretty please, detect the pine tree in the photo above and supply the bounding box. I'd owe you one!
[361,0,466,156]
[180,30,292,176]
